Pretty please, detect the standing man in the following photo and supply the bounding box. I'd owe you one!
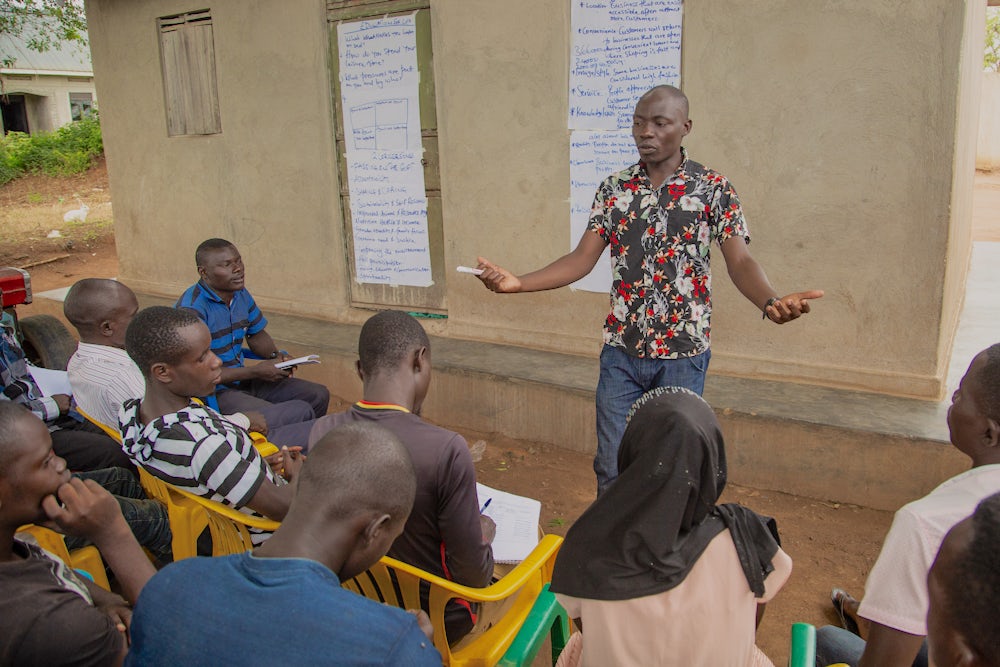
[477,85,822,493]
[176,238,330,427]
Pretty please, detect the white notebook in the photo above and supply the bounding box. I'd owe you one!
[476,482,541,564]
[274,354,320,370]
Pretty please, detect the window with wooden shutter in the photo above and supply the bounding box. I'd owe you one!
[157,9,221,136]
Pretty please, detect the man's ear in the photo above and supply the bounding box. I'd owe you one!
[413,346,428,374]
[197,265,207,280]
[986,417,1000,449]
[355,359,364,383]
[363,513,392,545]
[952,634,981,667]
[99,319,115,338]
[150,361,172,384]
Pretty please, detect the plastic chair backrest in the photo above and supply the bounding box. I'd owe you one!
[166,483,280,556]
[136,468,209,561]
[496,583,572,667]
[16,524,111,590]
[79,404,279,558]
[789,622,817,667]
[75,405,121,440]
[342,534,563,667]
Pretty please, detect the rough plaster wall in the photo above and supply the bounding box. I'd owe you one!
[680,1,970,397]
[85,0,349,318]
[87,0,977,398]
[440,0,971,397]
[938,0,984,398]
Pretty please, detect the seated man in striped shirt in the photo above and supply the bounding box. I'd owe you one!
[176,238,329,428]
[119,306,300,539]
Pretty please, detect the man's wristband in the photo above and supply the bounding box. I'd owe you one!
[762,297,778,320]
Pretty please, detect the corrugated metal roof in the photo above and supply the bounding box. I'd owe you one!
[0,15,92,74]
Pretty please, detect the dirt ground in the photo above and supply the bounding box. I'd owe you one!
[1,161,931,664]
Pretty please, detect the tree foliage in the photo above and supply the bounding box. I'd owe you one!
[987,7,1000,73]
[0,1,87,68]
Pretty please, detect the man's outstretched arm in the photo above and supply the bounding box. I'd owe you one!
[477,229,607,294]
[719,236,824,323]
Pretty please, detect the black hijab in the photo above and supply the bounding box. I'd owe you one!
[550,387,781,601]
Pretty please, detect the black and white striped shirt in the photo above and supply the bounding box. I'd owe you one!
[119,399,281,543]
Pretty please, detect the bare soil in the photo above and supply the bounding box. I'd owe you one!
[0,161,902,664]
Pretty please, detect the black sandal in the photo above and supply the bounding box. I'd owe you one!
[831,587,861,636]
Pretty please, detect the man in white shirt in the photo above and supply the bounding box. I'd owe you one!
[817,342,1000,667]
[64,278,314,449]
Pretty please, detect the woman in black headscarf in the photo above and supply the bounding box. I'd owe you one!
[550,387,792,667]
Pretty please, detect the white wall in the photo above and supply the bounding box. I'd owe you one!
[978,72,1000,170]
[0,74,96,133]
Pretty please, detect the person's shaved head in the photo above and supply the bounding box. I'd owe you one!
[125,306,203,377]
[64,279,138,340]
[195,238,236,268]
[0,402,31,473]
[638,85,689,118]
[358,310,430,378]
[292,422,416,523]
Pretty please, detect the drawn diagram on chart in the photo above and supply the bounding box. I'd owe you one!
[338,14,422,152]
[349,99,410,151]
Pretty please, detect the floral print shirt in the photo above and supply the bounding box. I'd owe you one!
[589,148,750,359]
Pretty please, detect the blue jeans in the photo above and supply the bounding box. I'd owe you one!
[815,626,928,667]
[594,344,711,495]
[65,467,174,564]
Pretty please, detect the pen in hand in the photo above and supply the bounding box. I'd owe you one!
[480,498,492,514]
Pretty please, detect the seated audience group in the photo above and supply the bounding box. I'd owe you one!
[2,237,999,666]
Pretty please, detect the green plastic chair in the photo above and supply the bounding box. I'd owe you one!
[496,584,572,667]
[789,622,816,667]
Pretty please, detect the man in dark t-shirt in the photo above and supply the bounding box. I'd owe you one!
[308,310,495,642]
[0,402,156,666]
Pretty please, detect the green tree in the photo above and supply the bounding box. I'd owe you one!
[986,7,1000,73]
[0,1,87,69]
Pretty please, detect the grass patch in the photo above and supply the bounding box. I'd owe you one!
[0,114,103,185]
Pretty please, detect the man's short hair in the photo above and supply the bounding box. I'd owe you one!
[195,238,236,267]
[639,84,689,117]
[63,278,132,333]
[980,343,1000,423]
[0,402,32,474]
[943,492,1000,666]
[358,310,430,378]
[293,422,416,522]
[125,306,202,377]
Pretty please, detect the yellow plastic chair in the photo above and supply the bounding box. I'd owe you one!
[165,482,280,556]
[16,524,111,590]
[79,406,280,559]
[135,467,209,561]
[75,405,121,440]
[343,534,563,667]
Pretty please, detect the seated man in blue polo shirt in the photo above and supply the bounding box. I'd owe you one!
[176,238,329,428]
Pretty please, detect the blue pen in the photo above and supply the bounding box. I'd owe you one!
[480,498,492,514]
